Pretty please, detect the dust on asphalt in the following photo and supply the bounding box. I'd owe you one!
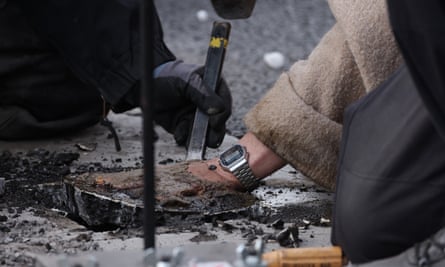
[0,148,332,266]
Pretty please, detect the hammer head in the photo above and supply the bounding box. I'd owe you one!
[211,0,256,19]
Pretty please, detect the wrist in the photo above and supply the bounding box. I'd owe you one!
[238,132,286,179]
[212,132,287,191]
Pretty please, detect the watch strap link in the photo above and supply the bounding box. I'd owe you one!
[233,162,259,191]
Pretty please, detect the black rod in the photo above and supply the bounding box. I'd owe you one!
[141,0,156,249]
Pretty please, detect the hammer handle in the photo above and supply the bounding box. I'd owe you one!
[262,246,345,267]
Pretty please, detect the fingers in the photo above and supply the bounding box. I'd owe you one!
[183,76,232,148]
[187,160,245,191]
[173,118,190,146]
[207,79,232,148]
[153,60,232,148]
[186,73,227,115]
[173,113,226,148]
[206,126,226,148]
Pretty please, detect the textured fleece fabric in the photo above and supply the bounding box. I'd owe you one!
[244,0,403,190]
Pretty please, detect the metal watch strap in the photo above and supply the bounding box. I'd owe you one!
[233,162,259,191]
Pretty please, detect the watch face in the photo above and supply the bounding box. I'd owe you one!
[220,145,245,167]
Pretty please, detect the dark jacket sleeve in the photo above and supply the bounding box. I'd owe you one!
[387,0,445,140]
[16,0,176,109]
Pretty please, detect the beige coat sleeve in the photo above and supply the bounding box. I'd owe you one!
[244,0,403,190]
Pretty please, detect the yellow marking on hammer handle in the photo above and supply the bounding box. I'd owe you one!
[209,37,228,48]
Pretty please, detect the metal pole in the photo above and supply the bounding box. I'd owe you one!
[140,0,156,249]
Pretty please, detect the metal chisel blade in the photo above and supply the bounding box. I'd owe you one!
[186,21,231,160]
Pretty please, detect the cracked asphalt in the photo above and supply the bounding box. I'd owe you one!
[0,1,337,266]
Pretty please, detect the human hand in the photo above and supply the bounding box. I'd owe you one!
[187,132,288,192]
[153,60,232,148]
[187,158,244,191]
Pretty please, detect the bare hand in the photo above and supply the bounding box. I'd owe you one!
[187,158,244,191]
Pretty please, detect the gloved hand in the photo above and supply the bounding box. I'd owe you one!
[153,60,232,148]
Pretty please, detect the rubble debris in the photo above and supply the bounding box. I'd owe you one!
[75,143,97,152]
[270,219,284,230]
[288,224,300,247]
[0,149,80,208]
[263,233,275,243]
[190,232,217,242]
[221,222,237,232]
[45,242,53,251]
[320,217,331,226]
[75,233,92,242]
[276,228,289,246]
[302,219,311,229]
[241,228,257,244]
[254,226,264,235]
[0,147,333,264]
[276,224,300,248]
[158,158,175,165]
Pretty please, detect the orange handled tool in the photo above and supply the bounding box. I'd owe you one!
[262,246,346,267]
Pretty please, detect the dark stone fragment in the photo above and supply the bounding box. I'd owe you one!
[54,152,80,165]
[271,219,284,229]
[158,158,175,165]
[276,228,290,247]
[254,227,264,235]
[221,222,236,232]
[0,225,10,232]
[75,233,92,242]
[288,224,299,247]
[263,233,274,242]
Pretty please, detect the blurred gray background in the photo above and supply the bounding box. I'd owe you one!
[155,0,335,137]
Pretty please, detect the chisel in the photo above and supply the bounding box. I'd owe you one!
[186,21,231,160]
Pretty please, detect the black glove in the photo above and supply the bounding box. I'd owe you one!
[153,60,232,148]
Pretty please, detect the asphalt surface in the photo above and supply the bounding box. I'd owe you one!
[0,114,333,266]
[0,2,337,266]
[155,0,335,136]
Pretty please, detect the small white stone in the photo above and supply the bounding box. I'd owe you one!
[196,10,209,22]
[263,51,285,69]
[320,217,331,224]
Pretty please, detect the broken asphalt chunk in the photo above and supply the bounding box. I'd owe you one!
[62,162,256,227]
